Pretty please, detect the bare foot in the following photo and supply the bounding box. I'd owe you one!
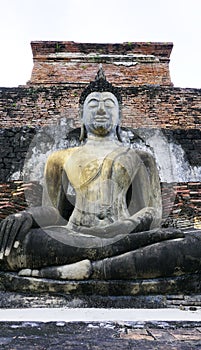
[18,259,92,280]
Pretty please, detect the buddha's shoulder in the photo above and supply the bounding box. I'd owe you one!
[122,148,155,168]
[128,148,154,159]
[46,147,79,166]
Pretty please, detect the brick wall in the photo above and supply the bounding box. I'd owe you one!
[161,182,201,228]
[0,127,37,181]
[29,41,173,86]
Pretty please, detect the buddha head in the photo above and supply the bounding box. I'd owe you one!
[79,66,122,140]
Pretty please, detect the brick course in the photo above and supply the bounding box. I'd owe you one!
[0,85,200,129]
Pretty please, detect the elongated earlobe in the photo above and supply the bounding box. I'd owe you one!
[116,125,122,142]
[79,105,85,142]
[79,123,86,141]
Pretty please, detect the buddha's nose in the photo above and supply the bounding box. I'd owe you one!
[97,102,106,115]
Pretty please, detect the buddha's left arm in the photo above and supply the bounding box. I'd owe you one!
[138,151,162,226]
[128,150,162,229]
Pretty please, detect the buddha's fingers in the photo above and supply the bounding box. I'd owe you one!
[11,213,33,254]
[0,217,16,259]
[0,220,7,253]
[0,212,33,258]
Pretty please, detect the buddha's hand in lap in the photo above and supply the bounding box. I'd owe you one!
[129,207,156,233]
[76,208,155,239]
[0,211,33,259]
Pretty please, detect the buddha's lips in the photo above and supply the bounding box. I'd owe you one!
[94,117,110,122]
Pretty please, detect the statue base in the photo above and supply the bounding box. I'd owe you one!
[0,272,200,296]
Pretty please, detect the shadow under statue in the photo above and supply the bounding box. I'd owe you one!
[0,68,200,286]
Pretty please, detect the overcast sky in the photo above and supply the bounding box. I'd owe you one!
[0,0,200,88]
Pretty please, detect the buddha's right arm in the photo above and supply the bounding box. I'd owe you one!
[29,149,72,228]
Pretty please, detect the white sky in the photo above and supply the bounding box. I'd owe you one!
[0,0,200,88]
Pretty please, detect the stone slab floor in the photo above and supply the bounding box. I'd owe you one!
[0,321,201,349]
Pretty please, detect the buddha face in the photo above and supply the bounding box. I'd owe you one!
[82,92,120,136]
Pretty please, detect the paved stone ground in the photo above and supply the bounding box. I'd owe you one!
[0,292,201,349]
[0,321,201,349]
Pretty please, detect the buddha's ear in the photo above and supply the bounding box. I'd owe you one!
[79,123,86,141]
[119,103,122,119]
[79,104,83,120]
[79,105,85,141]
[116,125,123,142]
[116,103,123,142]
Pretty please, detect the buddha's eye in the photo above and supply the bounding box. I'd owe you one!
[104,99,115,107]
[88,99,99,107]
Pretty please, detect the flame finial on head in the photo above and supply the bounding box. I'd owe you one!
[95,64,106,81]
[79,65,122,106]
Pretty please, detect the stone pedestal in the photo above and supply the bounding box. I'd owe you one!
[0,271,200,296]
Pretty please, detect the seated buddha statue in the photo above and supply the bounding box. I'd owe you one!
[0,68,200,281]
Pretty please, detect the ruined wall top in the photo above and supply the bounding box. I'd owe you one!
[29,41,173,86]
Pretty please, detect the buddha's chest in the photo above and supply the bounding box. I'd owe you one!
[65,147,131,192]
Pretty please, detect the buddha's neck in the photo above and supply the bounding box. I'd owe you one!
[86,132,120,145]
